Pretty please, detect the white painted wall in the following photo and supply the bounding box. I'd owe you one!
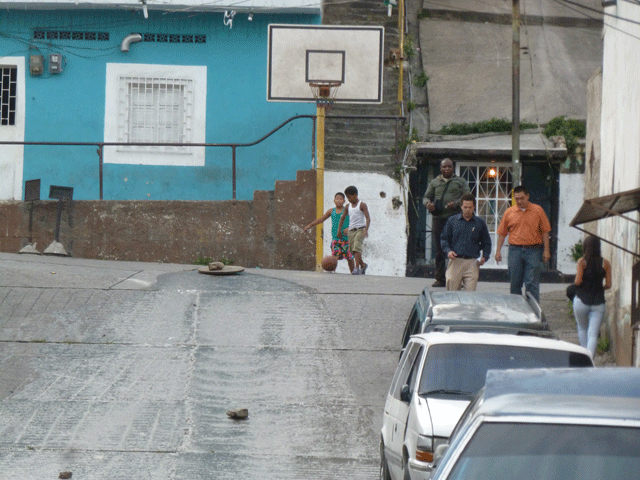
[557,173,585,274]
[0,57,25,201]
[324,171,407,277]
[600,1,640,364]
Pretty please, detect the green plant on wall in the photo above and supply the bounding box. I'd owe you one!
[570,240,583,262]
[435,118,538,135]
[403,35,416,60]
[543,116,586,152]
[413,71,429,88]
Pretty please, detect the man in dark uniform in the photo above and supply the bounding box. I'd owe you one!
[423,158,471,287]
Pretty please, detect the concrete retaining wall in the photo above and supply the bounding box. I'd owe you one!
[0,170,317,270]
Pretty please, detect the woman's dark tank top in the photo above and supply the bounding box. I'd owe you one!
[576,258,606,305]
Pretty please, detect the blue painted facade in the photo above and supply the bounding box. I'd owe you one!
[1,9,318,200]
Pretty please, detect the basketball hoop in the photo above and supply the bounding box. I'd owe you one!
[309,81,341,110]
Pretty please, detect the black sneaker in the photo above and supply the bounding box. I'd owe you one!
[431,280,446,287]
[361,263,368,275]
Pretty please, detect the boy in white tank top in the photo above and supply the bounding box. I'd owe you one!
[337,185,371,275]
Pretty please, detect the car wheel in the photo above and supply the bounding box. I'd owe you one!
[380,441,392,480]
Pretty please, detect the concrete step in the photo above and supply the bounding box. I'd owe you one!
[325,142,397,155]
[324,133,398,146]
[325,157,398,173]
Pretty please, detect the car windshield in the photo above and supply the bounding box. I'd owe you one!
[418,344,592,397]
[445,422,640,480]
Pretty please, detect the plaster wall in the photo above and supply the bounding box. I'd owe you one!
[599,1,640,365]
[557,173,584,274]
[323,171,407,277]
[0,10,317,201]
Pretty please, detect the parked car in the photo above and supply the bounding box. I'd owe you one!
[400,290,552,350]
[380,332,593,480]
[431,368,640,480]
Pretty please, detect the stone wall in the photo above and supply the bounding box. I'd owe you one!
[0,170,317,270]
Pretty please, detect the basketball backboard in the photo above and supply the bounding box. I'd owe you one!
[267,24,384,104]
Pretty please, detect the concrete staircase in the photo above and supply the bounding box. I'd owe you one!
[322,1,405,174]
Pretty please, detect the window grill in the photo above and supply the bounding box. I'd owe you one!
[142,33,206,43]
[32,30,206,44]
[33,30,110,41]
[0,66,17,126]
[118,76,194,147]
[459,162,513,262]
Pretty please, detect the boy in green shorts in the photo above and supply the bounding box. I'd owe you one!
[304,192,355,273]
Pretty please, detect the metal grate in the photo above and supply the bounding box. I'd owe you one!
[0,66,17,126]
[33,30,109,41]
[143,33,206,43]
[118,76,194,146]
[459,163,513,262]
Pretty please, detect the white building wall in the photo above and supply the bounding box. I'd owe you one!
[600,1,640,365]
[324,171,407,277]
[558,173,585,274]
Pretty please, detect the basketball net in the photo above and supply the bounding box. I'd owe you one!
[309,81,341,111]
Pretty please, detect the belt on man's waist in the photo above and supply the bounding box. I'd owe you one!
[456,255,476,259]
[350,226,366,231]
[509,244,543,248]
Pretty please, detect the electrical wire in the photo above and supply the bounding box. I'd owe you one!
[550,0,640,41]
[558,0,640,27]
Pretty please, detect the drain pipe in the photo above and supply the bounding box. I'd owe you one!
[121,33,143,52]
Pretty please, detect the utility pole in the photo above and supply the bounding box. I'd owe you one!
[512,0,521,189]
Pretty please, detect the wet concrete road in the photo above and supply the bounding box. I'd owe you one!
[0,254,428,479]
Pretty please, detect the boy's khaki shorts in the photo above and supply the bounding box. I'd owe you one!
[348,228,366,254]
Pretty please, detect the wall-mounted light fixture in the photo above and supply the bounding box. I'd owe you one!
[142,0,148,19]
[248,12,253,21]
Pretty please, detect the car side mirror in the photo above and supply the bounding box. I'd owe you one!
[400,384,411,402]
[433,443,449,468]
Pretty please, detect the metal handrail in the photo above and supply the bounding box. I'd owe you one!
[1,113,405,200]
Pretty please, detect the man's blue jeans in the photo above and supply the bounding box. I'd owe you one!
[507,245,543,300]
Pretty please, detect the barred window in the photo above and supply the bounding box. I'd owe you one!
[105,63,206,166]
[119,76,194,145]
[0,66,17,126]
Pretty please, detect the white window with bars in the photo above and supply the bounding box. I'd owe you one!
[1,66,17,126]
[458,162,513,267]
[104,64,206,166]
[119,76,193,146]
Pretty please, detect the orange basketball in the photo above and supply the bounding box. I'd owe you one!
[321,255,338,272]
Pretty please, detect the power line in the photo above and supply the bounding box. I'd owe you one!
[559,0,640,27]
[550,0,640,41]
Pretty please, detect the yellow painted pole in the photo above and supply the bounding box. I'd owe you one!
[315,104,325,271]
[398,0,404,115]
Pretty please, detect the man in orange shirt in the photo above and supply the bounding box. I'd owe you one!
[495,185,551,301]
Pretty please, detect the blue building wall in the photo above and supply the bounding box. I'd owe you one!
[2,9,318,200]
